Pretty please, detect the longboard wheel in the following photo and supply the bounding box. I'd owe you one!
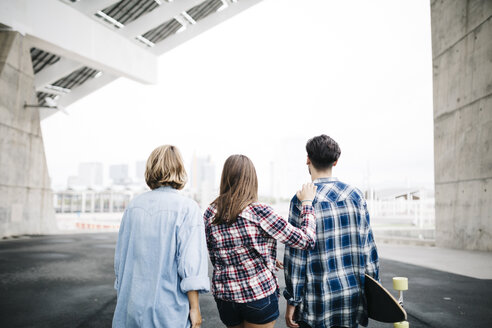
[394,321,409,328]
[393,277,408,291]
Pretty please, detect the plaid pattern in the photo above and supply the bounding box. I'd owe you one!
[204,202,316,303]
[284,177,379,328]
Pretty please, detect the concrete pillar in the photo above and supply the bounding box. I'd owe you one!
[431,1,492,250]
[0,31,56,237]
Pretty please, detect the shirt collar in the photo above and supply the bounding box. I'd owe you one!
[313,177,339,184]
[157,186,178,192]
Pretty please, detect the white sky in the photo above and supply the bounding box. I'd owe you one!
[41,0,434,195]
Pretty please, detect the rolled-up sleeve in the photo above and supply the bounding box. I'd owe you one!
[177,204,210,294]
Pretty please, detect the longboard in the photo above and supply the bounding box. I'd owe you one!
[364,274,407,323]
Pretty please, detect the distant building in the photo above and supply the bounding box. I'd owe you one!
[77,162,103,188]
[135,160,146,183]
[67,175,80,189]
[190,155,216,208]
[110,164,129,185]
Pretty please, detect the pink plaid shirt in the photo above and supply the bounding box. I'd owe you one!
[204,202,316,303]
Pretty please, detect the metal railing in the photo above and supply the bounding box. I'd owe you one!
[367,198,435,228]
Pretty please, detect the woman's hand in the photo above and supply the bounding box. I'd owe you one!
[275,259,284,271]
[189,307,202,328]
[187,290,202,328]
[296,183,317,205]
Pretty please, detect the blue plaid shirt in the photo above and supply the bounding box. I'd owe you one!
[283,177,379,328]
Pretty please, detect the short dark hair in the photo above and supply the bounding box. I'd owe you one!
[306,134,341,170]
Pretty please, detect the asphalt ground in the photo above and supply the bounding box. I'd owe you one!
[0,233,491,328]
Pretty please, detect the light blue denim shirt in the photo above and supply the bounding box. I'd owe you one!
[113,186,210,328]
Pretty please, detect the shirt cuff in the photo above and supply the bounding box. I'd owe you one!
[283,289,302,306]
[180,275,211,294]
[301,204,314,214]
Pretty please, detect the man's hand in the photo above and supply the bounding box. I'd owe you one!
[275,259,284,271]
[189,307,202,328]
[285,304,299,328]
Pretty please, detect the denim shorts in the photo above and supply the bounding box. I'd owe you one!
[215,292,279,326]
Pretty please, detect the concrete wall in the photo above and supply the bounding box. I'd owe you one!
[431,1,492,250]
[0,31,56,237]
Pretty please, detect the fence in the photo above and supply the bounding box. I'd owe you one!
[53,190,435,231]
[53,189,144,232]
[367,198,435,228]
[53,189,145,214]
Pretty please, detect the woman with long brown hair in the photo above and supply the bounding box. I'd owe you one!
[204,154,317,328]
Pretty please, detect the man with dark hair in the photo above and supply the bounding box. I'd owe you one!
[283,134,379,328]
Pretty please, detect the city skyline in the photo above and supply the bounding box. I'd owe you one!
[55,148,434,198]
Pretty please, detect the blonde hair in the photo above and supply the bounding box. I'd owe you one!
[145,145,187,190]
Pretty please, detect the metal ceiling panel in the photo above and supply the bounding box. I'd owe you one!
[36,91,58,105]
[51,67,101,90]
[187,0,223,22]
[30,48,61,74]
[100,0,160,26]
[141,18,182,44]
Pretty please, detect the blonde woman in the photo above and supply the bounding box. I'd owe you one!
[113,145,209,328]
[204,154,317,328]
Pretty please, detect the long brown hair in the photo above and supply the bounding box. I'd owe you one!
[212,155,258,225]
